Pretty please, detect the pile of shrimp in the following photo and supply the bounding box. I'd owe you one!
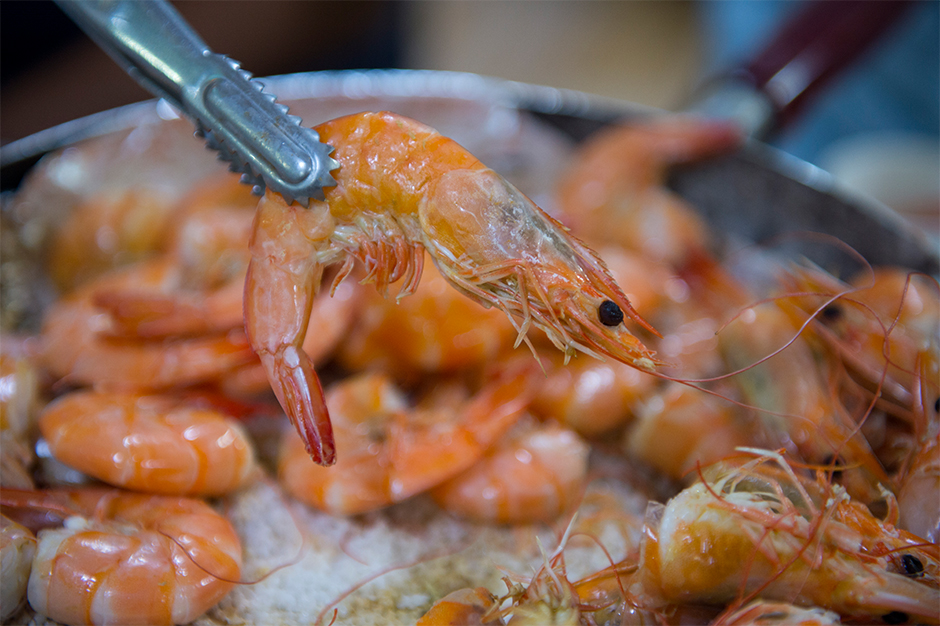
[1,106,937,626]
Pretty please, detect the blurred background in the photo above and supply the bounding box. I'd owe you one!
[2,0,938,226]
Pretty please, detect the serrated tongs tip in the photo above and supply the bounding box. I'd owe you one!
[55,0,338,207]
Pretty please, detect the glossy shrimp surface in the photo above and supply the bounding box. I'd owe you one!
[278,367,534,515]
[637,454,940,622]
[430,417,590,524]
[245,111,661,465]
[38,390,257,496]
[1,514,36,622]
[1,488,242,626]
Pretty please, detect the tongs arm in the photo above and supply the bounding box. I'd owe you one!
[55,0,337,205]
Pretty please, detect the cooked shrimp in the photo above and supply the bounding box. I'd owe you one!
[625,382,755,481]
[714,600,842,625]
[636,453,940,622]
[1,487,242,626]
[782,265,940,413]
[898,354,940,542]
[1,514,36,622]
[415,587,498,626]
[38,390,257,496]
[338,252,517,380]
[0,344,40,489]
[531,352,656,437]
[430,417,589,524]
[279,366,534,515]
[245,111,661,465]
[719,304,891,506]
[556,116,741,266]
[40,260,258,391]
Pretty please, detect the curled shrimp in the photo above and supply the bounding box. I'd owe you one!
[625,381,754,482]
[245,111,661,465]
[636,452,940,623]
[38,390,258,496]
[278,366,534,515]
[40,259,258,392]
[1,487,242,626]
[1,513,36,622]
[430,417,590,524]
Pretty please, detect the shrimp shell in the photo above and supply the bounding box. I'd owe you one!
[2,488,242,626]
[246,111,660,466]
[38,390,257,496]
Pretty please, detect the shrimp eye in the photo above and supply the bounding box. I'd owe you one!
[882,611,908,624]
[821,305,842,322]
[900,554,925,577]
[598,300,624,327]
[934,397,939,414]
[821,454,844,479]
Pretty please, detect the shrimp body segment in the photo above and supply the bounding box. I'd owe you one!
[38,390,257,496]
[1,488,242,626]
[245,111,660,465]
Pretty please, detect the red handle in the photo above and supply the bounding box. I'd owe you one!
[736,0,914,129]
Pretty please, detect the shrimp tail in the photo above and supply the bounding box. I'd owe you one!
[264,346,335,466]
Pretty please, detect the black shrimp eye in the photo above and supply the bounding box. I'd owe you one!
[900,554,925,577]
[934,397,939,414]
[598,300,624,327]
[882,611,909,624]
[821,304,843,322]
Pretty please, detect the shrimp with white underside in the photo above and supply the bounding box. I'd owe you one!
[635,451,940,623]
[38,390,257,496]
[245,111,661,465]
[0,487,242,626]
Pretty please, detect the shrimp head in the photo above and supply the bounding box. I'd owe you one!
[420,168,661,370]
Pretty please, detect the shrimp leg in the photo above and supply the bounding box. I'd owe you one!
[245,198,335,465]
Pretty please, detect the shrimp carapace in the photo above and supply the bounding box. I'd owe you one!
[245,111,661,466]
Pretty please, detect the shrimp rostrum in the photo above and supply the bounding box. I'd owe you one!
[245,111,661,465]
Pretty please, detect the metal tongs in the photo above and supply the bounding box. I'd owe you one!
[55,0,338,205]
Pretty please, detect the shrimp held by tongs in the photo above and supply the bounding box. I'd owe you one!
[245,111,661,465]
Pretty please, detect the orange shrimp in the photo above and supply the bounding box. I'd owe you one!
[415,587,498,626]
[1,514,36,622]
[898,353,940,542]
[430,417,589,524]
[337,252,518,380]
[38,390,257,496]
[625,382,755,482]
[636,452,940,623]
[531,351,657,437]
[0,344,41,489]
[718,304,891,506]
[781,265,940,413]
[1,487,242,626]
[278,366,534,515]
[714,600,842,625]
[556,116,741,266]
[40,259,258,391]
[245,111,661,465]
